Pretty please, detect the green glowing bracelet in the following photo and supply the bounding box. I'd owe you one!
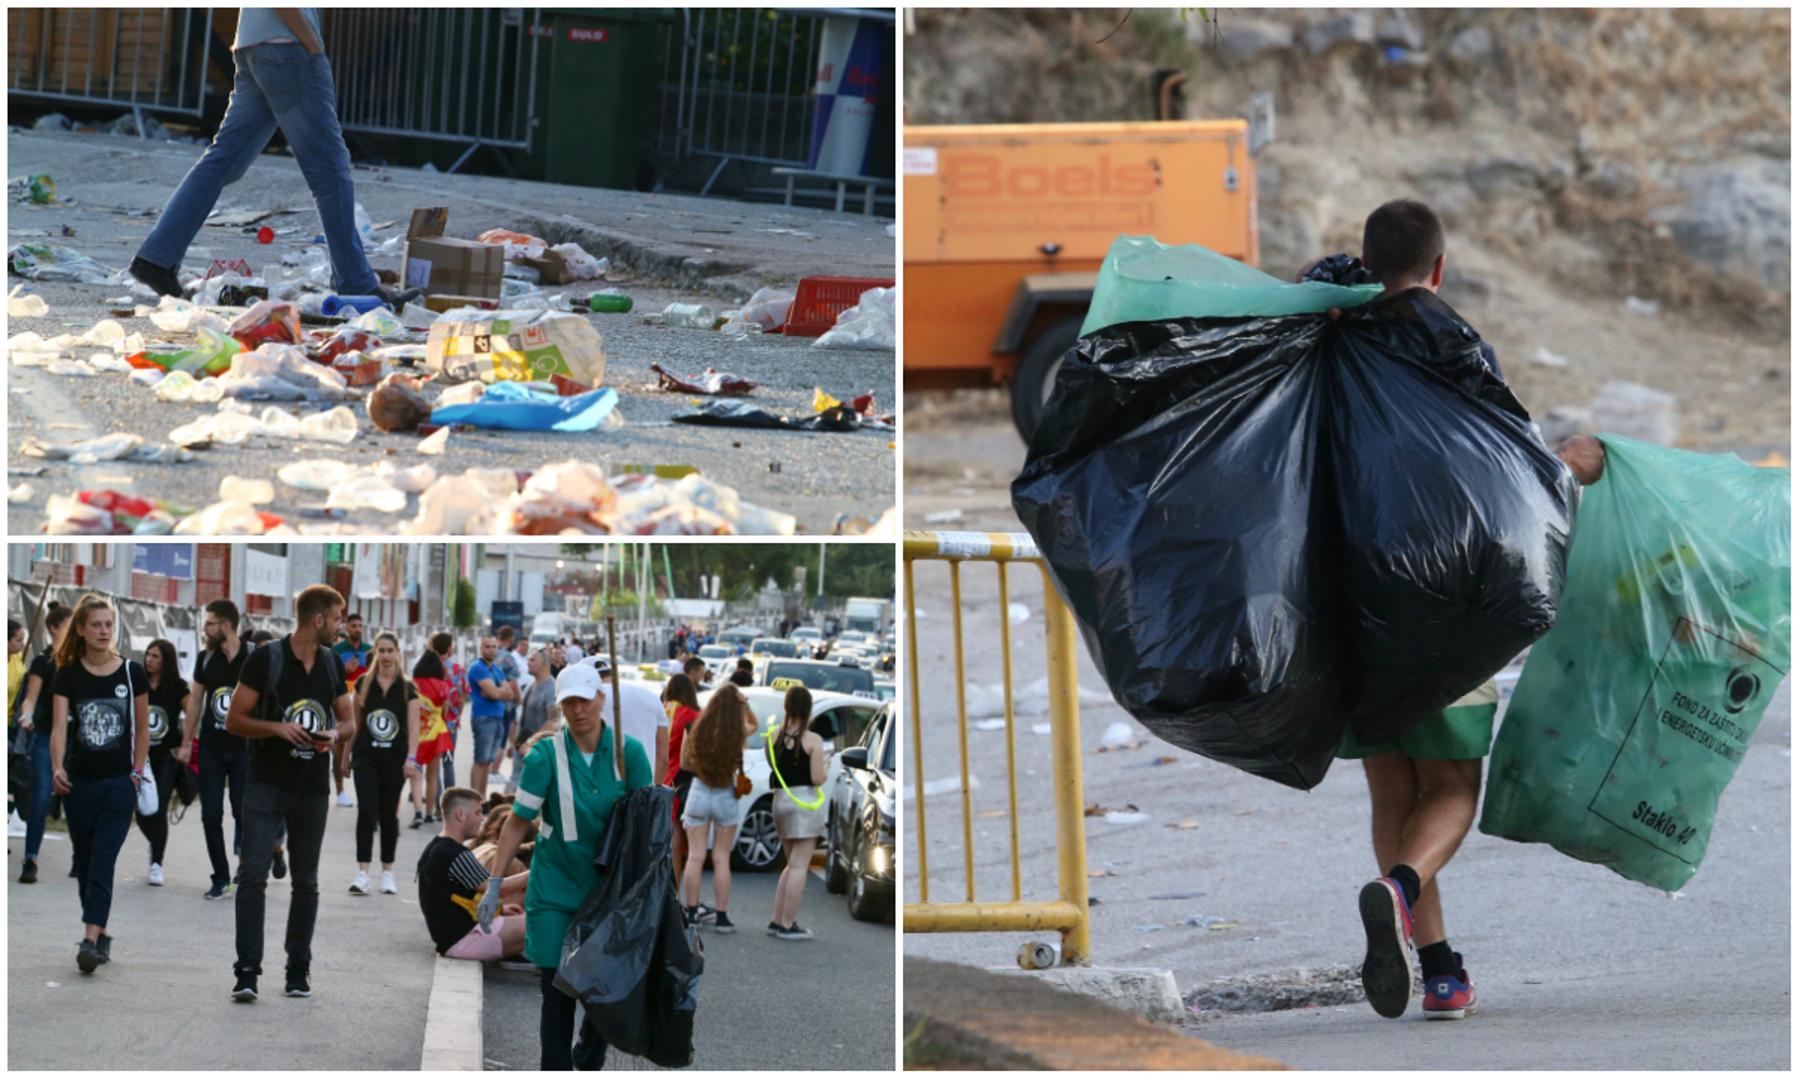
[764,721,826,810]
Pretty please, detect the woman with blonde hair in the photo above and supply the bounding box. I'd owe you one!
[345,632,420,897]
[678,685,756,934]
[767,685,828,941]
[49,594,149,974]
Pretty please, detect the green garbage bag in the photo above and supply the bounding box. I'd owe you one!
[1078,235,1382,336]
[1479,435,1790,891]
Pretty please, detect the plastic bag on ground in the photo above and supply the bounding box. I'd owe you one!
[8,242,113,284]
[429,383,621,433]
[1479,437,1790,891]
[554,786,699,1069]
[548,242,608,281]
[477,229,548,261]
[1012,245,1574,790]
[649,364,755,396]
[21,433,194,464]
[425,309,606,387]
[813,286,895,350]
[721,287,795,334]
[672,401,862,433]
[127,326,242,378]
[227,300,304,349]
[216,344,354,402]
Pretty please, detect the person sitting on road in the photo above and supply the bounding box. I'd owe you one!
[1332,199,1607,1023]
[418,786,527,962]
[679,685,757,934]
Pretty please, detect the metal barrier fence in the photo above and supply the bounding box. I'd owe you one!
[656,8,832,194]
[902,531,1093,966]
[321,8,544,171]
[7,8,212,118]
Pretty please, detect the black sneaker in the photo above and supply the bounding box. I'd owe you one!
[19,859,37,884]
[712,912,736,934]
[693,903,717,923]
[374,284,426,311]
[96,934,112,963]
[232,972,258,1002]
[767,920,785,937]
[205,881,232,901]
[77,939,100,974]
[272,850,287,880]
[409,810,424,830]
[774,923,814,941]
[285,970,311,998]
[128,256,185,298]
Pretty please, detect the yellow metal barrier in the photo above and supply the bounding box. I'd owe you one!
[903,529,1091,966]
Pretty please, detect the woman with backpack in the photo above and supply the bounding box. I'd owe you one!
[410,649,456,828]
[678,684,757,934]
[767,685,829,941]
[346,632,421,896]
[136,639,188,888]
[49,594,149,974]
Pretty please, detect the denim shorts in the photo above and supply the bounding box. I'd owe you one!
[470,713,509,765]
[680,779,740,828]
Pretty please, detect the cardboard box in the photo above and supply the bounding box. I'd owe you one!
[423,294,501,314]
[520,249,578,285]
[424,309,607,387]
[401,208,505,301]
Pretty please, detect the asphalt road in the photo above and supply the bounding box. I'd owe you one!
[899,564,1792,1070]
[6,130,896,536]
[481,863,897,1071]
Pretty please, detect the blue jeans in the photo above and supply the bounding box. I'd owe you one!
[137,43,376,294]
[24,733,51,861]
[471,712,508,765]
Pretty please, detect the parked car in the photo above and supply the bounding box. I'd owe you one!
[757,658,877,698]
[695,686,882,872]
[826,702,895,922]
[872,680,896,702]
[789,625,824,652]
[695,644,734,683]
[749,637,801,660]
[716,626,762,654]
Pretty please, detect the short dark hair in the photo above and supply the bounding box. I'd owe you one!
[346,612,363,624]
[429,631,453,656]
[496,625,516,644]
[7,619,19,638]
[204,598,240,629]
[683,656,705,673]
[440,785,482,819]
[1362,199,1445,286]
[736,657,754,671]
[296,584,345,625]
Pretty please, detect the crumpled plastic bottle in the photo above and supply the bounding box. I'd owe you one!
[660,303,717,330]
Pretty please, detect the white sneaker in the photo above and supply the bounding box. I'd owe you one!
[380,871,398,895]
[7,810,26,838]
[349,871,371,895]
[147,862,165,887]
[336,791,354,808]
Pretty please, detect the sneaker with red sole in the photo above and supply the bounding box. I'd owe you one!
[1358,877,1416,1019]
[1423,968,1477,1020]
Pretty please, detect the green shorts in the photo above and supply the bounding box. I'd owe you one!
[1337,680,1500,761]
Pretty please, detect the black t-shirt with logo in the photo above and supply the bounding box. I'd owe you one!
[354,673,417,761]
[146,674,189,754]
[194,645,249,754]
[417,835,491,954]
[240,638,348,794]
[52,658,149,782]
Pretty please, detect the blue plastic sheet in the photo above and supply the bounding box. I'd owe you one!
[429,383,619,433]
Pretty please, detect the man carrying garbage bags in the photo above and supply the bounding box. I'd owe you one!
[1014,199,1713,1024]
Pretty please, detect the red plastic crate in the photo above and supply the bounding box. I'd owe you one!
[779,275,895,337]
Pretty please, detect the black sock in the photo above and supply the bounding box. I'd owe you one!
[1385,864,1421,909]
[1418,941,1459,979]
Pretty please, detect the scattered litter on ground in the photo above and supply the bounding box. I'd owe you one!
[1624,295,1661,316]
[720,287,795,334]
[963,676,1114,720]
[921,775,977,798]
[21,433,193,464]
[8,241,112,283]
[171,500,278,535]
[220,476,275,504]
[1184,915,1238,931]
[1030,722,1052,735]
[1007,602,1030,624]
[1168,820,1200,831]
[660,302,718,330]
[216,344,355,402]
[169,403,359,447]
[671,401,863,432]
[925,509,964,524]
[1097,721,1141,751]
[425,308,606,386]
[368,373,433,432]
[649,364,756,396]
[430,383,621,433]
[417,427,450,455]
[971,718,1007,731]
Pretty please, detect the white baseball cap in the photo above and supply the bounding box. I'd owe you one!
[555,663,603,703]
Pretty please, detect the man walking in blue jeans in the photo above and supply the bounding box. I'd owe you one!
[129,9,404,305]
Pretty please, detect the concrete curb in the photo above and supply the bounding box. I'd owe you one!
[905,958,1286,1070]
[989,965,1188,1025]
[421,956,484,1071]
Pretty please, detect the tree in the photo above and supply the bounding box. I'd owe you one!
[451,579,477,629]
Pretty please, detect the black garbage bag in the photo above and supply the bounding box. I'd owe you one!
[1013,288,1575,790]
[554,785,702,1068]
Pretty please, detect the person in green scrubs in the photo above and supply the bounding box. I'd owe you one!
[481,662,650,1071]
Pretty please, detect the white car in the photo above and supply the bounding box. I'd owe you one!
[695,685,884,871]
[694,644,735,682]
[789,626,824,654]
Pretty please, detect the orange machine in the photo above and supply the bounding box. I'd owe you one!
[903,119,1258,437]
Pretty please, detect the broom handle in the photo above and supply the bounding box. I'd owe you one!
[605,617,625,781]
